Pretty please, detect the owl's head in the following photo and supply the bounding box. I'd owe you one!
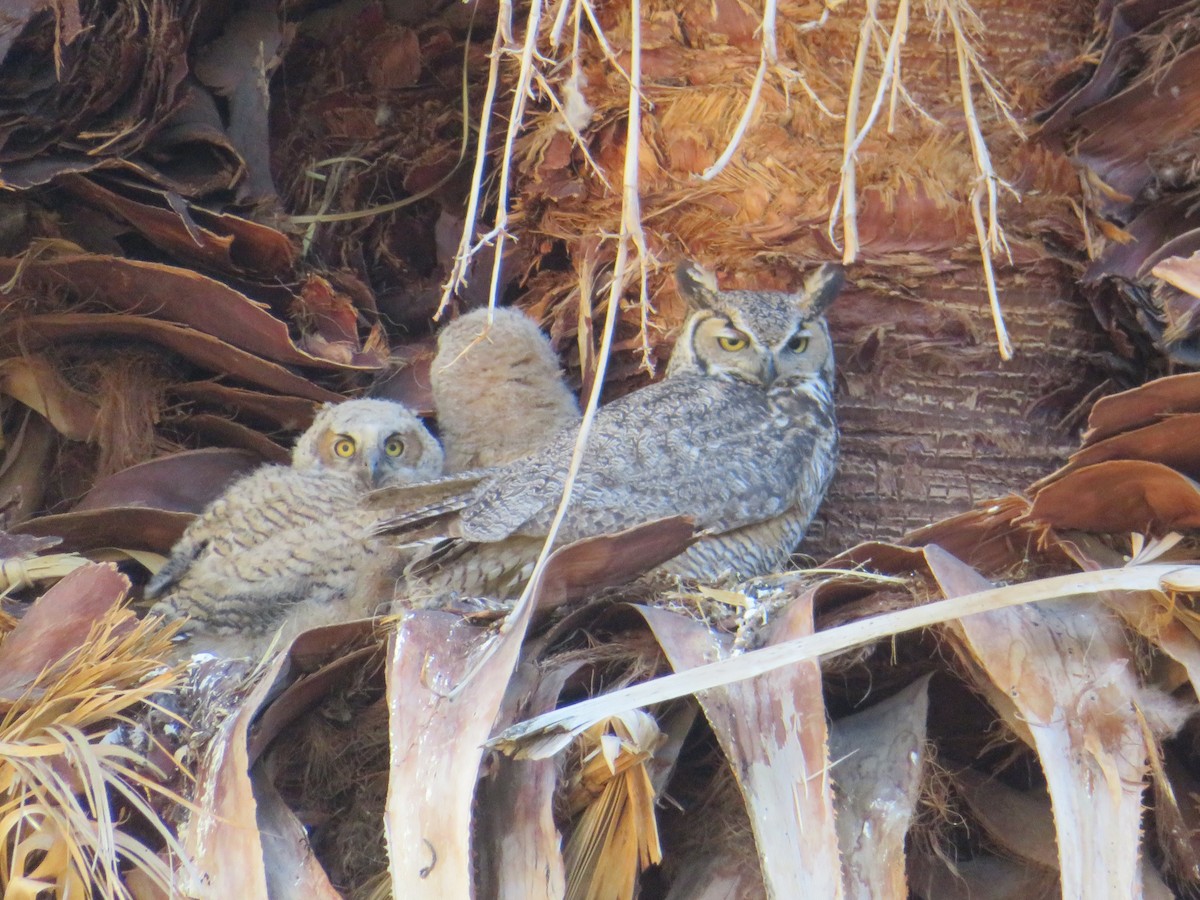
[669,262,844,387]
[292,399,444,487]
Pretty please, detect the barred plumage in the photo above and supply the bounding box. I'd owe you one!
[378,262,844,599]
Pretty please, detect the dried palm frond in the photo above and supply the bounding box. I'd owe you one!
[0,603,187,899]
[562,711,664,900]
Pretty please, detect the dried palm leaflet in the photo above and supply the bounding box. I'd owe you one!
[1040,0,1200,365]
[0,564,187,899]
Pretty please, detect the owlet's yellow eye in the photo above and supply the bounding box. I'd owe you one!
[717,334,749,352]
[786,334,809,353]
[333,436,357,458]
[384,435,405,457]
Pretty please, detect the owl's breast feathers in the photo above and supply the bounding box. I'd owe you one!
[374,371,836,550]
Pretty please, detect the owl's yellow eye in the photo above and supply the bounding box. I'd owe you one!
[384,435,406,457]
[717,334,749,352]
[786,334,809,353]
[333,436,357,458]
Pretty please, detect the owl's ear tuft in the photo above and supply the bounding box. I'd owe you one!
[675,261,721,309]
[800,263,845,316]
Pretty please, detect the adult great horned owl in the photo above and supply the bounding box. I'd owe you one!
[432,306,581,472]
[146,399,443,659]
[378,262,844,598]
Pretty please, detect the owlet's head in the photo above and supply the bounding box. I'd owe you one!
[292,398,444,488]
[668,261,844,387]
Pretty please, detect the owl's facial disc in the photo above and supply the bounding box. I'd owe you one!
[693,316,773,384]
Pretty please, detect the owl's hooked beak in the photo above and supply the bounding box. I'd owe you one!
[366,448,387,487]
[761,353,778,386]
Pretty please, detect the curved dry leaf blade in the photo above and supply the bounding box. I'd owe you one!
[0,530,60,557]
[0,314,343,403]
[829,673,930,896]
[0,355,98,440]
[251,768,342,900]
[191,0,284,202]
[900,496,1040,575]
[170,382,317,431]
[382,519,677,896]
[475,652,581,900]
[74,448,262,513]
[0,0,78,65]
[662,858,764,900]
[183,626,377,896]
[248,624,380,762]
[66,174,296,275]
[908,849,1059,900]
[821,539,928,573]
[1156,750,1200,884]
[14,508,196,553]
[537,516,695,609]
[0,562,130,702]
[953,767,1058,870]
[384,609,506,899]
[1028,460,1200,533]
[1072,44,1200,206]
[1038,412,1200,488]
[375,345,436,417]
[0,409,55,523]
[1084,371,1200,445]
[639,596,843,898]
[1084,194,1200,287]
[177,414,290,463]
[181,650,291,900]
[0,254,369,370]
[1152,250,1200,300]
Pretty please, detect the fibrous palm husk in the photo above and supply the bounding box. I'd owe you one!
[450,0,1125,559]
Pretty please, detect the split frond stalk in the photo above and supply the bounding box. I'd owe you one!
[499,563,1200,746]
[0,554,90,592]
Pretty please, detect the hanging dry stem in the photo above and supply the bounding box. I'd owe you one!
[830,0,910,263]
[829,0,1024,359]
[938,0,1022,359]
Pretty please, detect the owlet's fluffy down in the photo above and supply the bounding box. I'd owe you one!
[146,398,443,660]
[432,306,581,472]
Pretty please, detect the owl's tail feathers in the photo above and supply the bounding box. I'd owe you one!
[367,472,488,535]
[402,537,469,581]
